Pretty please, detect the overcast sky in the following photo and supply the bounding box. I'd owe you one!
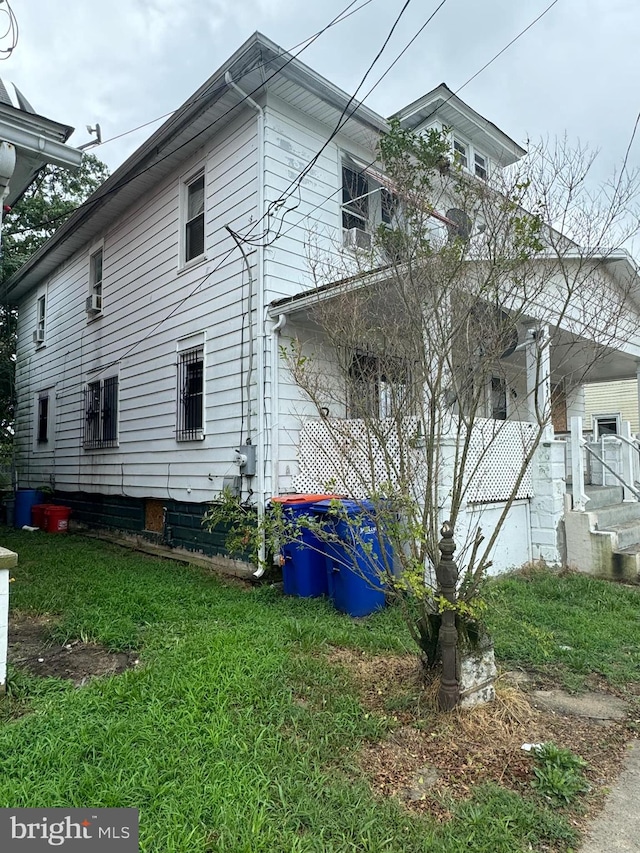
[2,0,639,186]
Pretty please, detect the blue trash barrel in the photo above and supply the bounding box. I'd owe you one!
[14,489,45,528]
[271,494,341,597]
[314,499,390,617]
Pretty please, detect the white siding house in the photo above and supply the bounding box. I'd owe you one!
[5,33,640,579]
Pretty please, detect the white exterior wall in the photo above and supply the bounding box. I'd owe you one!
[15,109,260,502]
[263,94,381,495]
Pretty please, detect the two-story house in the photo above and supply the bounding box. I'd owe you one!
[5,33,640,579]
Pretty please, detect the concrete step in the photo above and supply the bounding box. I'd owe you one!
[612,547,640,582]
[594,501,640,528]
[609,519,640,551]
[583,484,623,510]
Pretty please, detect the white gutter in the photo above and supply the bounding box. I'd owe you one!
[225,71,267,579]
[0,117,82,170]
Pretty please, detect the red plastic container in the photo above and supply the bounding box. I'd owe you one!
[44,505,71,533]
[31,503,54,528]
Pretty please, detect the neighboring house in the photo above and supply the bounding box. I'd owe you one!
[0,79,82,693]
[584,379,640,436]
[3,33,640,578]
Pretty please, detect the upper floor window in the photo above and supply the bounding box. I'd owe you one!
[342,165,369,232]
[453,139,468,170]
[184,172,205,264]
[176,346,204,440]
[86,246,103,315]
[33,295,46,345]
[83,376,118,449]
[453,137,489,181]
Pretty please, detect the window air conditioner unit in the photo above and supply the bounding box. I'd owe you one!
[343,226,372,250]
[85,293,102,314]
[33,328,45,344]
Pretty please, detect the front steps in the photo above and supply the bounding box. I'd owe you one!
[564,485,640,581]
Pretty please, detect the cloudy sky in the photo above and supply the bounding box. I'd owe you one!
[2,0,639,185]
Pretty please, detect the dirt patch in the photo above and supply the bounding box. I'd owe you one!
[8,612,137,687]
[327,646,635,827]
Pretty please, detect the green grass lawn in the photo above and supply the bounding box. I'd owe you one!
[0,532,637,852]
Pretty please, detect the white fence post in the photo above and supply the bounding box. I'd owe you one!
[622,420,636,502]
[570,416,588,511]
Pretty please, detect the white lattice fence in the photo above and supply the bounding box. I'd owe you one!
[465,418,535,502]
[292,417,535,503]
[291,418,425,498]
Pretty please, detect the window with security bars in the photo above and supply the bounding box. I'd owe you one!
[37,394,49,443]
[177,348,204,440]
[83,376,118,448]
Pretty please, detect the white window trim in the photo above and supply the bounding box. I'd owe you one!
[83,368,120,450]
[176,332,207,441]
[33,386,55,451]
[452,134,490,181]
[178,164,207,270]
[34,291,46,347]
[86,240,104,318]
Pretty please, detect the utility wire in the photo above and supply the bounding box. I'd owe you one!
[5,0,376,237]
[96,0,377,149]
[242,0,564,250]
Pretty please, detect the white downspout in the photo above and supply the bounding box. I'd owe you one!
[224,72,267,578]
[270,313,287,502]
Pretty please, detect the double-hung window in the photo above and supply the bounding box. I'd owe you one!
[34,295,46,345]
[83,376,118,448]
[184,172,205,264]
[453,136,489,181]
[342,165,369,232]
[176,346,204,440]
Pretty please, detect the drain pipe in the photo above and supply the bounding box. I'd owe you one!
[270,313,287,499]
[225,71,267,578]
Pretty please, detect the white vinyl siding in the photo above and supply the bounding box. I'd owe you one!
[13,107,258,499]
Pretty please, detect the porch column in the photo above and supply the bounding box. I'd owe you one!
[525,325,552,441]
[636,364,640,434]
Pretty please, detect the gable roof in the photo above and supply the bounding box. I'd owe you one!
[392,83,526,166]
[3,32,389,302]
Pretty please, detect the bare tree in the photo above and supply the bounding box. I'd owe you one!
[277,121,640,687]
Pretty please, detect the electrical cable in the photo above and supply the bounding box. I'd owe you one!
[0,0,18,60]
[5,0,376,237]
[238,0,564,251]
[96,0,377,150]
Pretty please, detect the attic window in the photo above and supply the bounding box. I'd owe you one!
[474,152,488,181]
[453,139,468,169]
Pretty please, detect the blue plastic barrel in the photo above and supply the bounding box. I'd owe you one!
[271,494,341,598]
[314,499,390,617]
[14,489,45,528]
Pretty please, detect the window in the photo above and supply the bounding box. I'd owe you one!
[184,172,205,263]
[453,139,468,169]
[34,294,46,344]
[452,137,489,181]
[37,393,49,443]
[83,376,118,448]
[90,248,103,298]
[474,152,488,181]
[177,347,204,440]
[347,350,412,419]
[380,188,399,225]
[342,165,369,232]
[491,376,507,421]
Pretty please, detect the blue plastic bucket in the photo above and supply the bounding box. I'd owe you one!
[14,489,45,528]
